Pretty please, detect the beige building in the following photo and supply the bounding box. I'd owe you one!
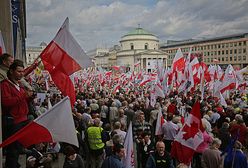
[87,48,109,68]
[160,33,248,69]
[26,42,47,66]
[117,27,168,72]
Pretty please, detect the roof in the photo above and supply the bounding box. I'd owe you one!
[123,28,155,37]
[161,32,248,49]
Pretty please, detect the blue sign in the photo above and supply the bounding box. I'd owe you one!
[11,0,20,57]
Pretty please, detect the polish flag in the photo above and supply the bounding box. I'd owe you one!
[172,48,185,72]
[139,75,151,87]
[134,61,141,67]
[123,122,135,168]
[0,97,78,148]
[219,64,236,93]
[155,110,165,135]
[112,65,120,71]
[113,83,121,94]
[0,31,6,55]
[40,18,91,106]
[105,71,112,77]
[154,82,165,98]
[171,101,204,165]
[190,57,200,75]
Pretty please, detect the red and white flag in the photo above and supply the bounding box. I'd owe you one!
[112,65,120,71]
[171,101,204,165]
[140,75,151,86]
[154,82,165,98]
[0,31,6,55]
[219,64,236,93]
[41,18,91,106]
[172,48,185,72]
[155,110,165,135]
[134,61,140,67]
[123,122,135,168]
[0,97,78,148]
[113,83,121,94]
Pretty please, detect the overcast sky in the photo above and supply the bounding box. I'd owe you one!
[26,0,248,52]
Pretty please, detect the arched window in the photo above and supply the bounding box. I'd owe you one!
[145,43,148,50]
[130,43,134,50]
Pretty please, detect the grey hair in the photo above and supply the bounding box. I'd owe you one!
[211,138,222,146]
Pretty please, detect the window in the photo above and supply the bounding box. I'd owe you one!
[218,51,221,55]
[226,50,228,54]
[230,50,232,54]
[243,56,246,61]
[130,43,134,50]
[234,56,237,61]
[244,41,246,45]
[239,49,242,54]
[222,51,224,55]
[230,57,232,61]
[239,42,242,46]
[222,57,224,61]
[244,49,246,53]
[222,44,225,48]
[145,43,148,50]
[230,43,233,47]
[234,49,237,54]
[238,56,241,61]
[226,57,228,61]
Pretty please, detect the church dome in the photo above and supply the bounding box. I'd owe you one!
[120,27,158,42]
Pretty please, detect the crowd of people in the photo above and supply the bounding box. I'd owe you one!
[1,52,248,168]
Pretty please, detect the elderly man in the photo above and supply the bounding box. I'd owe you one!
[201,138,223,168]
[0,53,14,81]
[146,141,174,168]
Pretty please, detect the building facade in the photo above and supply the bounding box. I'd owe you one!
[117,27,168,72]
[87,48,109,68]
[26,42,47,66]
[160,33,248,69]
[0,0,27,62]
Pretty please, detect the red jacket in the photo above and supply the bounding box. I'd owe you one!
[1,79,30,124]
[167,103,177,115]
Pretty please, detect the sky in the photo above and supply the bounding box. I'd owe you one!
[26,0,248,52]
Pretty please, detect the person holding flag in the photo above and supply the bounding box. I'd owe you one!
[1,60,35,167]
